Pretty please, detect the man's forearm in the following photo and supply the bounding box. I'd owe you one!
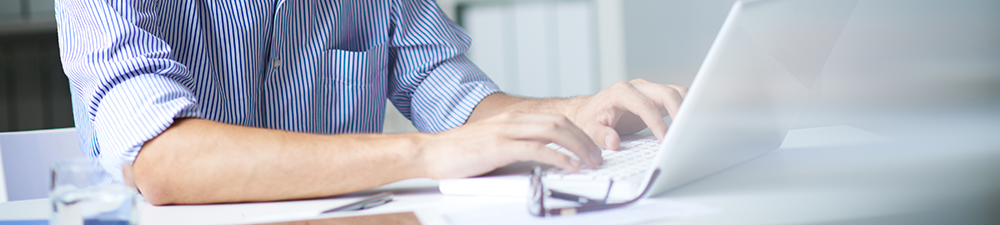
[467,93,585,124]
[133,118,429,205]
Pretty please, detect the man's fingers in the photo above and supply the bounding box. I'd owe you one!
[666,84,689,99]
[630,79,688,119]
[584,125,620,151]
[611,82,670,140]
[513,141,580,172]
[497,112,602,168]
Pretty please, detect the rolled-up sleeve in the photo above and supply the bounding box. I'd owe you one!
[386,0,501,133]
[56,0,200,179]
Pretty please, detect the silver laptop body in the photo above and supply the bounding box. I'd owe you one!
[544,0,859,200]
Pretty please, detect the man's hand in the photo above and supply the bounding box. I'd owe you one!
[468,78,688,167]
[565,78,688,150]
[419,111,602,179]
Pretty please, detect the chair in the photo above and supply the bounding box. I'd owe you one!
[0,128,81,202]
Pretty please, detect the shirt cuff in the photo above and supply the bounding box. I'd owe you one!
[92,74,200,180]
[411,79,500,133]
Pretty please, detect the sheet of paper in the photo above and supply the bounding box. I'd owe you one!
[438,161,537,197]
[440,197,722,225]
[439,174,529,197]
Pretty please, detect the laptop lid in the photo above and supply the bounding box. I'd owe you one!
[645,0,859,197]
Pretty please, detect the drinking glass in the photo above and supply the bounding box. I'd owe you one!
[50,158,138,225]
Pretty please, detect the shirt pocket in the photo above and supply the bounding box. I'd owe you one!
[319,44,388,86]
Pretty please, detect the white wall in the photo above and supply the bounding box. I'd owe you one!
[462,0,598,98]
[621,0,736,87]
[385,0,603,133]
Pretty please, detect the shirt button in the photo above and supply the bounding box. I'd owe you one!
[273,58,282,68]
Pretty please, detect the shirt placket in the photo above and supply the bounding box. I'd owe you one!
[263,0,289,129]
[269,0,288,75]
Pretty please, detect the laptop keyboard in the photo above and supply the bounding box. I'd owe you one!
[544,135,661,181]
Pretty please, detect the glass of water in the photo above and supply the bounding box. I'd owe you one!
[50,159,138,225]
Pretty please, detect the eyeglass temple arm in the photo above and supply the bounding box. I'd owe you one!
[548,179,615,205]
[545,169,661,216]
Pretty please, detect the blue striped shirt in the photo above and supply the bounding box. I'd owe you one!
[56,0,500,179]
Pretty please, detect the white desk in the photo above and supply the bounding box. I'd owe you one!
[0,179,449,225]
[3,121,999,224]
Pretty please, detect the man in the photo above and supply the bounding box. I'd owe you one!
[57,0,687,205]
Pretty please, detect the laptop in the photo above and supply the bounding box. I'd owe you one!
[440,0,859,201]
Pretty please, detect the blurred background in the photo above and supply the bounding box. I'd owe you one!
[0,0,742,134]
[2,0,998,142]
[433,0,1000,223]
[1,0,999,223]
[0,0,72,133]
[386,0,740,133]
[393,0,1000,148]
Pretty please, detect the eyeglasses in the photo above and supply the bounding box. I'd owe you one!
[527,166,661,217]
